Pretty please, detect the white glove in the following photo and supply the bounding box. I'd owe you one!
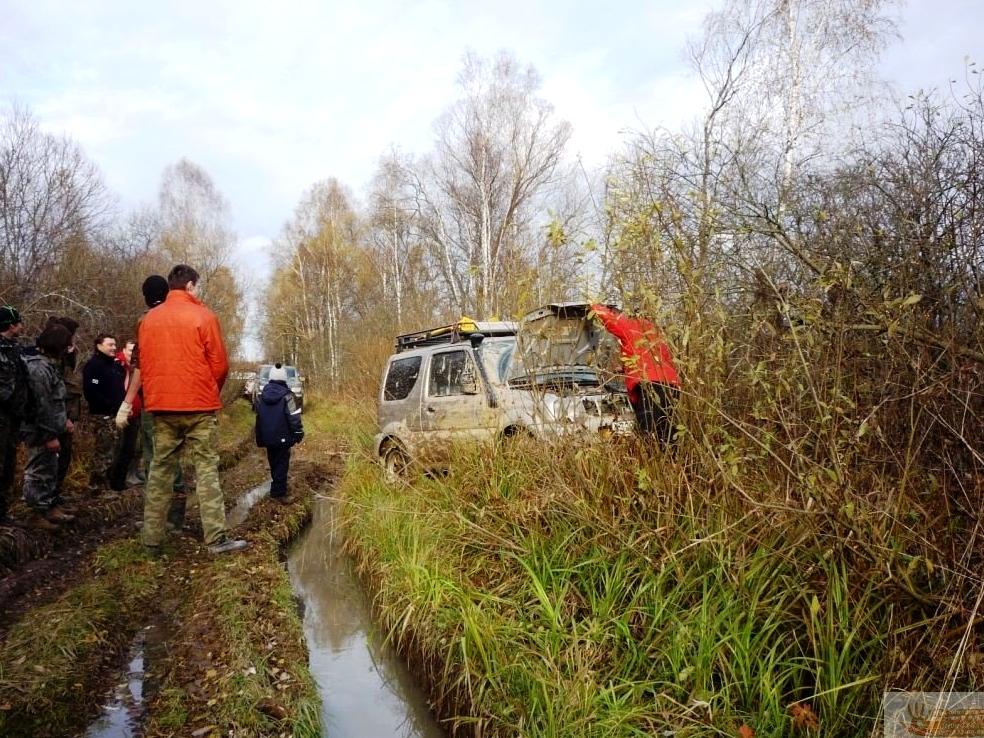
[115,401,132,429]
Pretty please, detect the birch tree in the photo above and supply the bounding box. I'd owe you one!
[368,152,419,332]
[0,105,111,303]
[414,51,571,318]
[156,159,245,355]
[265,179,359,388]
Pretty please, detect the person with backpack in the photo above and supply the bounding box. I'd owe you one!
[21,323,76,530]
[0,306,32,526]
[254,363,304,502]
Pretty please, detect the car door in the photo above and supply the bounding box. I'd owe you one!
[417,348,493,465]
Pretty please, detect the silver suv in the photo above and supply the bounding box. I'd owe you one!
[253,363,304,410]
[375,307,634,479]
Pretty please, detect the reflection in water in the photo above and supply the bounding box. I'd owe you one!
[84,630,146,738]
[288,498,446,738]
[227,480,272,527]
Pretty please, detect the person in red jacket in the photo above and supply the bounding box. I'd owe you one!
[114,340,141,488]
[136,264,247,556]
[590,303,681,445]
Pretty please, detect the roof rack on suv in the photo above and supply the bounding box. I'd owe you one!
[395,317,517,353]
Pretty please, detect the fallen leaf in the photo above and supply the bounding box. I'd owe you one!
[257,698,288,720]
[789,703,819,730]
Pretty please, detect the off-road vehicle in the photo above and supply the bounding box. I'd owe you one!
[375,306,634,479]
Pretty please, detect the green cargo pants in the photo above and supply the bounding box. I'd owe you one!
[88,414,120,491]
[142,412,226,547]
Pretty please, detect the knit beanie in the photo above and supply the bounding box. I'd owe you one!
[36,324,71,357]
[0,305,22,331]
[142,275,169,308]
[269,363,288,382]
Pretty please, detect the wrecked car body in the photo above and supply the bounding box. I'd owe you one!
[375,307,635,478]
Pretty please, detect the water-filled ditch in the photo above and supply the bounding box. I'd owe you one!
[84,629,149,738]
[288,495,446,738]
[82,480,444,737]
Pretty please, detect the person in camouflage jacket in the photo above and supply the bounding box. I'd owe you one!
[21,324,76,530]
[0,306,30,525]
[46,316,82,496]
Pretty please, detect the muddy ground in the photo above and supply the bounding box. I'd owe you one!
[0,403,343,738]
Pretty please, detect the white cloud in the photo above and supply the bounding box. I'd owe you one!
[3,0,981,286]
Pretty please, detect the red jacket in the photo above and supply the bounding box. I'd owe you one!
[591,304,680,401]
[137,290,229,412]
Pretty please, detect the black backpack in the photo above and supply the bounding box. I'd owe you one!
[1,343,36,420]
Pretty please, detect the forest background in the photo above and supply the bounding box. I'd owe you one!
[2,0,982,477]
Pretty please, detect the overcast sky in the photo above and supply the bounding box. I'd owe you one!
[1,0,981,282]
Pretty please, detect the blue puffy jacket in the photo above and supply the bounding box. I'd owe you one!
[254,380,304,448]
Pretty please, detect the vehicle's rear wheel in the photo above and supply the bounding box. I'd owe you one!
[382,444,411,483]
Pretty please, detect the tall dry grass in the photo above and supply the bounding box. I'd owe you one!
[335,296,983,736]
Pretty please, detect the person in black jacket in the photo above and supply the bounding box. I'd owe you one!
[254,363,303,502]
[82,333,126,492]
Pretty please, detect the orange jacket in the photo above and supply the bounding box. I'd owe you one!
[591,304,680,401]
[137,290,228,412]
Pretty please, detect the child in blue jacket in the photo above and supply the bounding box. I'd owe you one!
[254,364,304,501]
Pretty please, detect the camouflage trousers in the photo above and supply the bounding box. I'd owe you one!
[0,412,18,520]
[141,411,185,492]
[142,412,227,547]
[88,415,120,490]
[23,444,59,512]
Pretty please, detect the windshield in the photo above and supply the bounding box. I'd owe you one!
[258,365,298,381]
[477,338,516,386]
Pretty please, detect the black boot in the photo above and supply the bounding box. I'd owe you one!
[166,493,187,531]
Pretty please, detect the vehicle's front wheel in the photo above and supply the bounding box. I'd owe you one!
[382,444,411,483]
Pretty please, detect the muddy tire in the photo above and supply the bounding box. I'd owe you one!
[381,444,411,483]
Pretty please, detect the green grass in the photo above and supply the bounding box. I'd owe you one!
[0,539,162,737]
[337,430,956,737]
[300,393,374,448]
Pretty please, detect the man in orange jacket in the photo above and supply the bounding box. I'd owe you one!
[137,264,247,555]
[591,304,681,445]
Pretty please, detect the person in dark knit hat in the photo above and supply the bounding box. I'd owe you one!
[45,316,82,500]
[21,323,76,530]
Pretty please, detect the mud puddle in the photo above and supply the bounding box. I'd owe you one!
[84,628,148,738]
[227,480,272,527]
[288,497,445,738]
